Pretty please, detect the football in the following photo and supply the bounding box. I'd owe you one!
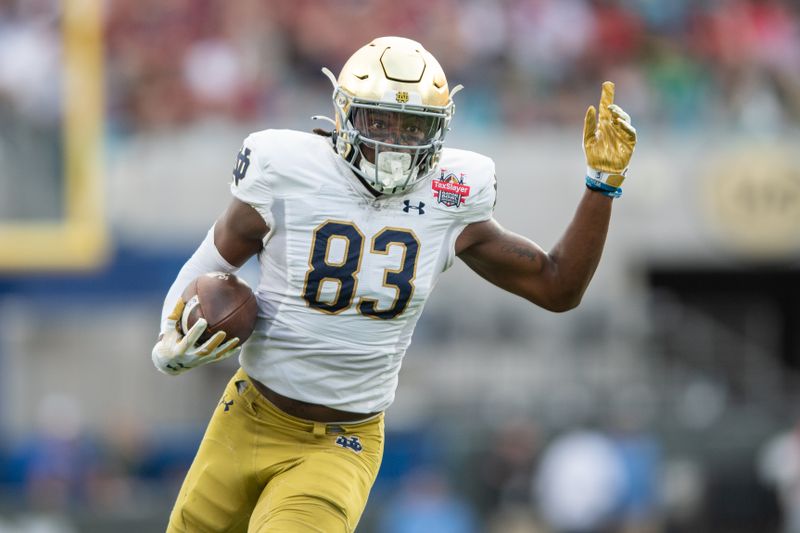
[180,272,258,346]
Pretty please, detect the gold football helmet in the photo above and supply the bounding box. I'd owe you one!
[320,36,462,194]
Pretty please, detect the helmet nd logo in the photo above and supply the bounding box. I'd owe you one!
[395,91,409,104]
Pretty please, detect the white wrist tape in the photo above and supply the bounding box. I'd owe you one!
[586,166,627,188]
[159,225,239,333]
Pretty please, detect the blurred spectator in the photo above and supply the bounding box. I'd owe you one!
[379,468,479,533]
[0,0,60,125]
[611,423,662,533]
[0,0,62,221]
[83,414,152,512]
[533,428,625,533]
[660,457,706,533]
[22,394,98,511]
[485,505,548,533]
[758,420,800,533]
[471,420,540,517]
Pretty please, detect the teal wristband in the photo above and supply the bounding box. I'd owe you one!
[585,175,622,198]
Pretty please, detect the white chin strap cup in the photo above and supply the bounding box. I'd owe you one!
[360,152,417,191]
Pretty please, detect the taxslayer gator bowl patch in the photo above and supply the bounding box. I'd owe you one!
[432,170,470,207]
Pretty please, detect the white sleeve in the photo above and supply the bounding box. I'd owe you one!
[230,133,274,230]
[159,225,238,333]
[461,162,497,225]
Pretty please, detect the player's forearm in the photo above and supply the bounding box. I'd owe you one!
[159,225,239,333]
[544,188,613,310]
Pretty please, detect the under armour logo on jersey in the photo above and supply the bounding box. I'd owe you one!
[335,435,363,453]
[402,200,425,214]
[232,147,251,186]
[219,398,234,412]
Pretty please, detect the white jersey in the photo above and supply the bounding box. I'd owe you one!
[231,129,496,413]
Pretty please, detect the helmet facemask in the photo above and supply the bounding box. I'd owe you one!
[333,86,452,193]
[317,37,462,195]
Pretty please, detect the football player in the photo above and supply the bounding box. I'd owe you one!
[152,36,636,532]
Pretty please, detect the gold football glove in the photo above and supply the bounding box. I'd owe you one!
[151,298,241,376]
[583,81,637,198]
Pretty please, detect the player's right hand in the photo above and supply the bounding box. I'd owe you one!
[151,298,241,376]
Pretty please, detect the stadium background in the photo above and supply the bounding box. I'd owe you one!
[1,0,800,531]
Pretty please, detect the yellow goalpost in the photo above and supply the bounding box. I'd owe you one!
[0,0,107,271]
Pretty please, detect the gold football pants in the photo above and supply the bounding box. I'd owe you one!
[167,368,384,532]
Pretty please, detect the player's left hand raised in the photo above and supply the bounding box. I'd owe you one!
[583,81,637,198]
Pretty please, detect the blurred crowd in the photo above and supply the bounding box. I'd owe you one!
[0,399,670,533]
[107,0,800,133]
[104,0,800,133]
[1,0,800,135]
[0,400,793,533]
